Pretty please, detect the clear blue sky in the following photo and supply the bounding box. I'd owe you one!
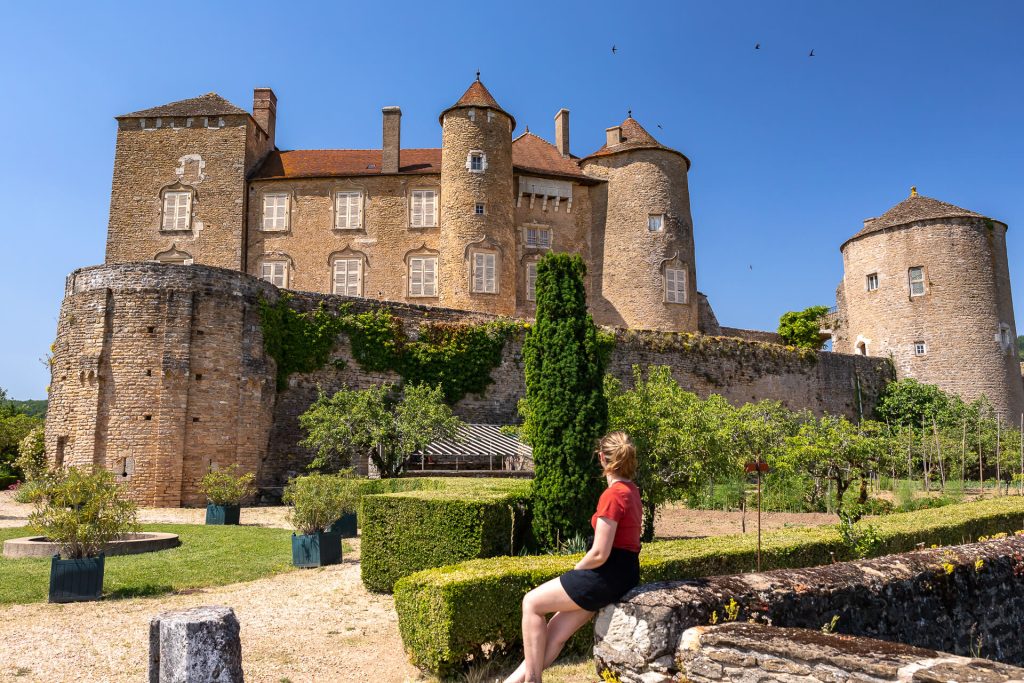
[2,1,1022,400]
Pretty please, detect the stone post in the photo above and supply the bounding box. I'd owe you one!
[149,605,243,683]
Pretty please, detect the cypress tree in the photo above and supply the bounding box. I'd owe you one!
[523,253,608,550]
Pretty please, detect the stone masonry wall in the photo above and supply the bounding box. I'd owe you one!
[48,263,893,504]
[675,623,1024,683]
[593,536,1024,682]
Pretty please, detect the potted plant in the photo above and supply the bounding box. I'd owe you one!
[326,472,363,539]
[29,467,139,603]
[199,465,256,525]
[283,473,358,567]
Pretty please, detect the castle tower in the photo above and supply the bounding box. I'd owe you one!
[438,77,516,315]
[834,189,1024,422]
[581,117,698,331]
[106,90,275,271]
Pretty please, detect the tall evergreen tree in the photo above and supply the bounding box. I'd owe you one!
[522,253,608,550]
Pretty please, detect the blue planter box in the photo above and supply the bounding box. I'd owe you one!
[49,554,104,603]
[292,532,342,568]
[327,512,358,538]
[206,504,241,525]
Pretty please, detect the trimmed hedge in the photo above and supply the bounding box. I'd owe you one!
[360,478,532,593]
[394,497,1024,676]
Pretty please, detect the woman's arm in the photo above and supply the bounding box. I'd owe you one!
[574,517,617,570]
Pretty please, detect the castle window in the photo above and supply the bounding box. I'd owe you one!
[409,257,437,297]
[908,267,925,297]
[116,457,135,480]
[856,341,867,356]
[467,108,476,122]
[260,260,288,287]
[665,267,688,304]
[525,227,552,250]
[466,151,487,173]
[262,193,289,231]
[648,214,665,232]
[410,190,438,227]
[333,258,362,296]
[999,325,1013,351]
[472,252,497,294]
[335,191,363,229]
[475,203,485,216]
[914,341,927,356]
[161,191,192,231]
[866,273,879,291]
[526,262,538,301]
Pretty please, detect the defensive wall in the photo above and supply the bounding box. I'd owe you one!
[46,262,894,505]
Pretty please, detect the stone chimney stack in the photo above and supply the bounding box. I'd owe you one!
[382,106,402,174]
[605,126,622,147]
[555,109,570,157]
[252,88,277,149]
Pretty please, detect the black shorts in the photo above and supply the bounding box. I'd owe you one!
[559,547,640,612]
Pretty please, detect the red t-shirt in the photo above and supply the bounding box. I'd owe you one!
[591,480,642,553]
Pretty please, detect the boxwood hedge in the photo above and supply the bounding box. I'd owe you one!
[394,497,1024,676]
[360,477,532,593]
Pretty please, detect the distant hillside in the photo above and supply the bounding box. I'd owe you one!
[8,399,46,418]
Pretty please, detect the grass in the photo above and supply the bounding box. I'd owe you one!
[0,523,313,605]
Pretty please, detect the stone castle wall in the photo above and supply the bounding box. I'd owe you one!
[47,263,892,505]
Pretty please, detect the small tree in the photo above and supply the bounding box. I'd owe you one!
[522,253,608,550]
[283,472,360,536]
[300,383,461,477]
[777,305,829,349]
[15,426,47,482]
[199,465,256,506]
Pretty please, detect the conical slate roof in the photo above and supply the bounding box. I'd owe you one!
[844,190,992,247]
[583,117,690,168]
[439,78,515,129]
[119,93,248,119]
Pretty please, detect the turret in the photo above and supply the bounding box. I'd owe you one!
[582,116,698,331]
[438,77,516,315]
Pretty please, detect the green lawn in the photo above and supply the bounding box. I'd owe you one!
[0,524,309,605]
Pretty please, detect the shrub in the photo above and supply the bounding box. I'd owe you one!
[394,497,1024,675]
[199,465,256,506]
[29,467,139,559]
[283,472,361,536]
[15,426,46,482]
[777,305,830,350]
[360,478,531,593]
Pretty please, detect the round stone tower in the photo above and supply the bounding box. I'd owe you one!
[581,117,698,331]
[438,77,516,315]
[835,188,1024,422]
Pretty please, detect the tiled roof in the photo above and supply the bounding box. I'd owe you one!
[511,132,593,181]
[583,117,690,168]
[252,149,441,179]
[119,92,248,118]
[439,79,515,129]
[844,192,990,246]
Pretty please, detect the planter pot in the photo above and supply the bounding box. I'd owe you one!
[206,504,241,525]
[49,553,104,603]
[327,512,358,538]
[292,532,341,568]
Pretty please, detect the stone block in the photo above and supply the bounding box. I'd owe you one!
[149,605,243,683]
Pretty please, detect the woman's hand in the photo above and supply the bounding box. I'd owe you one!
[574,517,617,570]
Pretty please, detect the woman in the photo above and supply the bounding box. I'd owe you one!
[503,431,642,683]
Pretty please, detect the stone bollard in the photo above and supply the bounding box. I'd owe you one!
[149,605,243,683]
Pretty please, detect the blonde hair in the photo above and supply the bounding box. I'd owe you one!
[598,431,637,480]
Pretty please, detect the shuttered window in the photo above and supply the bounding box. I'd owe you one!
[335,192,362,230]
[162,191,192,231]
[473,253,497,293]
[665,268,687,304]
[525,227,552,249]
[409,257,437,297]
[262,194,289,231]
[526,262,538,301]
[260,261,288,287]
[411,190,437,227]
[332,258,362,296]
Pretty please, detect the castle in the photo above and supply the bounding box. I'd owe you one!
[41,78,1022,505]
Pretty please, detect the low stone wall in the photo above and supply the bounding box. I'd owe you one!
[675,623,1024,683]
[594,536,1024,681]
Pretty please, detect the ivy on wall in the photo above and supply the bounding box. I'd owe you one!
[258,296,521,403]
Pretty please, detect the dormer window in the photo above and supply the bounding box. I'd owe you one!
[648,214,664,232]
[467,151,487,173]
[161,190,192,231]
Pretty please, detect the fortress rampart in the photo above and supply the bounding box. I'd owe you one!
[47,263,894,506]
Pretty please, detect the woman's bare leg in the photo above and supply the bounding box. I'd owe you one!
[503,610,595,683]
[504,578,590,683]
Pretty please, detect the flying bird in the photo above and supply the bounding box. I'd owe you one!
[657,124,663,130]
[611,45,618,55]
[749,265,753,271]
[809,49,815,57]
[755,43,760,49]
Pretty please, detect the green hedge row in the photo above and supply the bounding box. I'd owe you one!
[360,478,532,593]
[394,497,1024,676]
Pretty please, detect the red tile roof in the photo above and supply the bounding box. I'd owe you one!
[511,132,593,181]
[120,93,248,118]
[253,149,442,179]
[843,192,993,248]
[583,117,690,168]
[439,79,515,129]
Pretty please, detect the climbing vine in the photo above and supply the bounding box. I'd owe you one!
[259,294,348,390]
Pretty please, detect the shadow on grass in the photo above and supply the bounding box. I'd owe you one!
[107,583,175,599]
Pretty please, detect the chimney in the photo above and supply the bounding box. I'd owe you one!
[554,109,570,158]
[252,88,277,148]
[382,106,402,174]
[605,126,622,147]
